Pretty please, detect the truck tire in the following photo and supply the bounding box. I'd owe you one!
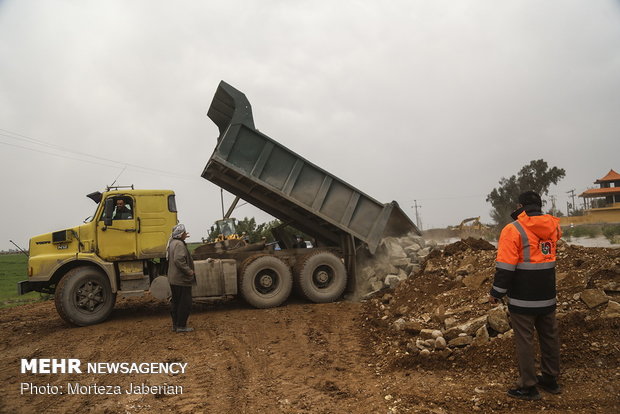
[54,266,116,326]
[239,255,292,308]
[295,251,347,303]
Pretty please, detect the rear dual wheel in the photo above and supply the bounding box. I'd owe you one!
[239,256,292,308]
[295,251,347,303]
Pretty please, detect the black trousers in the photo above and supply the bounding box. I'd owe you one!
[170,284,192,328]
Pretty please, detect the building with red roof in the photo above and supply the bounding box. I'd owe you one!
[560,169,620,226]
[580,169,620,206]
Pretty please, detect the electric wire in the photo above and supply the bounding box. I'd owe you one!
[0,128,199,180]
[405,194,487,202]
[0,129,194,178]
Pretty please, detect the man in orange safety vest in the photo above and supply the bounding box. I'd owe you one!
[489,191,562,400]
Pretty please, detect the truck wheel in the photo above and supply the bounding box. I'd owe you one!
[295,251,347,303]
[54,266,116,326]
[239,256,292,308]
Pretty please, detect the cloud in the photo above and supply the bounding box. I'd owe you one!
[0,0,619,250]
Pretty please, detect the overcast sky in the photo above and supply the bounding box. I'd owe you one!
[1,0,619,251]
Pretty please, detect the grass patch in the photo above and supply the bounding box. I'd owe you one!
[187,242,203,254]
[563,225,601,239]
[0,254,45,308]
[602,224,620,244]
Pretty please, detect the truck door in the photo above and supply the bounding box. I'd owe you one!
[96,195,138,260]
[135,193,177,259]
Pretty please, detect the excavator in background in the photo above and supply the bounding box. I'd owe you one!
[208,195,245,243]
[449,216,490,238]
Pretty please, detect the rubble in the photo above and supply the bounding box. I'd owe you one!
[443,317,458,329]
[462,273,490,289]
[443,327,465,341]
[362,237,620,370]
[435,336,447,350]
[580,288,610,308]
[419,329,437,340]
[487,306,511,333]
[356,234,441,298]
[457,315,488,336]
[448,335,473,347]
[602,300,620,318]
[472,325,490,346]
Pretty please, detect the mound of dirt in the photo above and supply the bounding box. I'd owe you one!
[361,239,620,410]
[442,237,495,256]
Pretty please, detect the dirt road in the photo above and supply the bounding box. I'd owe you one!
[1,297,391,414]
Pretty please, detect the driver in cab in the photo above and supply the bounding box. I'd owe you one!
[112,199,133,220]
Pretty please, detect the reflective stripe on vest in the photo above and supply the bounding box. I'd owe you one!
[492,285,508,293]
[496,261,516,271]
[516,261,556,270]
[508,297,557,308]
[511,221,531,262]
[510,220,555,269]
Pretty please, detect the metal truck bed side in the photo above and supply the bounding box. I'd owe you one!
[202,81,420,254]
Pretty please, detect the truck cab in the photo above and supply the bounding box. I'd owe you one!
[19,189,178,325]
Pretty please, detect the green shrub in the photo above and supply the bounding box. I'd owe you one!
[562,225,601,239]
[602,224,620,244]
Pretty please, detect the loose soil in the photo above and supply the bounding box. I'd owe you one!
[1,240,619,413]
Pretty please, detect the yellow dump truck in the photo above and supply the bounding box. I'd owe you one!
[18,81,419,326]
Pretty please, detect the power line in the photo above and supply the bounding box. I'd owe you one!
[0,138,196,181]
[0,128,198,180]
[0,139,130,170]
[406,193,486,202]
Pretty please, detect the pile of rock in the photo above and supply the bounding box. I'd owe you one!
[576,288,620,318]
[362,238,620,367]
[389,295,513,358]
[357,234,438,298]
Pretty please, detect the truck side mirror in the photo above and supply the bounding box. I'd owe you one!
[103,198,114,226]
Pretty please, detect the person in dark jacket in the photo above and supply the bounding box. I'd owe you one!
[489,191,562,400]
[167,224,195,333]
[293,235,307,249]
[112,199,133,220]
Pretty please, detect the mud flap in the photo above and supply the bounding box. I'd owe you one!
[17,280,33,295]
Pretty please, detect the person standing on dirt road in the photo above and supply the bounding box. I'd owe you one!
[489,191,562,401]
[167,224,195,333]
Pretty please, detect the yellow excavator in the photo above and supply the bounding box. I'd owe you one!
[212,218,243,242]
[199,196,251,253]
[449,216,490,237]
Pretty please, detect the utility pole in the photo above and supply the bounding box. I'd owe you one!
[412,200,423,230]
[550,195,557,216]
[566,189,576,216]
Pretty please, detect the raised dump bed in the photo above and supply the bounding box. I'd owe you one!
[202,81,420,258]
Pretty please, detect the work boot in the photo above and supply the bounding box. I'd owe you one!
[171,325,178,332]
[537,374,561,394]
[507,386,541,400]
[175,327,194,333]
